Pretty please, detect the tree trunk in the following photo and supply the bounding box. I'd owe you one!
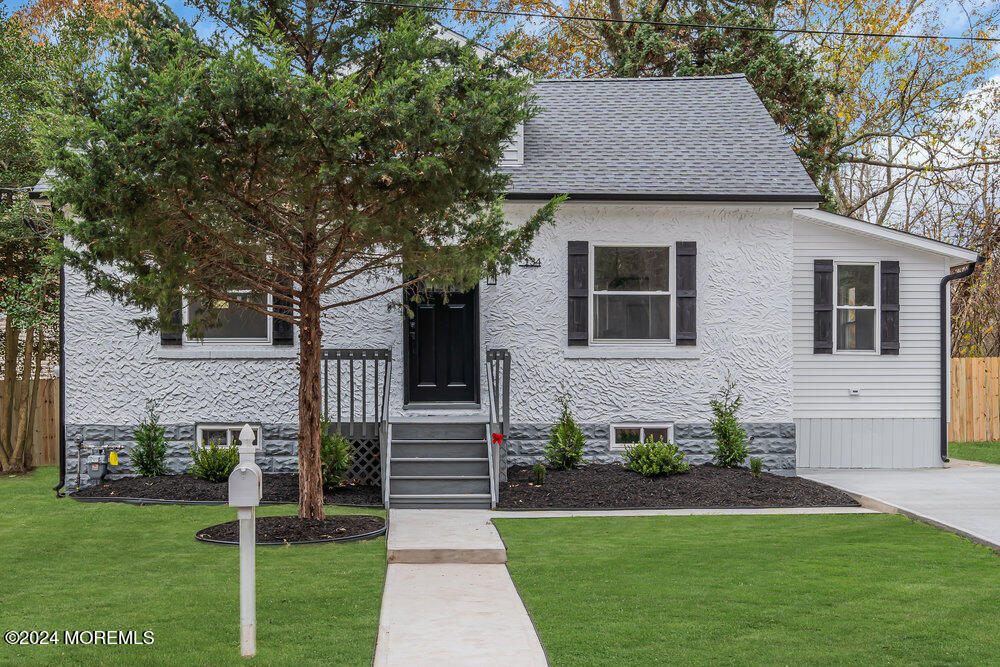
[8,328,35,474]
[0,318,18,467]
[297,293,325,519]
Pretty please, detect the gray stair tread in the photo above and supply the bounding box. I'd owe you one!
[391,457,488,462]
[392,439,485,444]
[390,494,491,499]
[391,475,489,479]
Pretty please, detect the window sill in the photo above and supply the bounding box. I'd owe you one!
[563,346,700,360]
[155,346,297,360]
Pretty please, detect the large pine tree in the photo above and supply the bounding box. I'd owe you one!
[46,0,561,518]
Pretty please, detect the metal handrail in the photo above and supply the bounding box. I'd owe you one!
[322,348,392,437]
[485,423,497,508]
[322,348,392,496]
[486,349,511,503]
[486,349,511,433]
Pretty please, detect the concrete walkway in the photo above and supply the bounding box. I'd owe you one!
[801,466,1000,551]
[387,509,506,564]
[376,510,547,666]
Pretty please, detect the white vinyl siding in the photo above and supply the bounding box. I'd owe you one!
[793,218,949,419]
[500,124,524,166]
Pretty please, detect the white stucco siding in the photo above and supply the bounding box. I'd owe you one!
[65,202,796,429]
[486,203,795,425]
[63,267,302,425]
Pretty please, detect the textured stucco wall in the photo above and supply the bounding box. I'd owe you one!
[65,202,796,472]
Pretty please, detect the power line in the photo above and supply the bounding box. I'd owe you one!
[341,0,1000,43]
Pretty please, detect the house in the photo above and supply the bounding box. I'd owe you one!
[50,74,979,507]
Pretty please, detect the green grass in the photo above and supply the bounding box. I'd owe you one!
[949,441,1000,465]
[0,468,385,666]
[495,514,1000,665]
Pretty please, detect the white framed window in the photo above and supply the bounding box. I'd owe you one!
[591,244,673,343]
[610,423,675,451]
[184,291,272,344]
[834,263,878,353]
[196,423,262,448]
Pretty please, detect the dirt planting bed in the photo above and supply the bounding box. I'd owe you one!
[70,473,381,506]
[196,514,386,545]
[499,463,857,509]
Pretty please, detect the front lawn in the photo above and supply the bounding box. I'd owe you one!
[495,514,1000,664]
[1,468,385,665]
[949,441,1000,465]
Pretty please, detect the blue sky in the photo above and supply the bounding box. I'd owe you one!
[4,0,997,79]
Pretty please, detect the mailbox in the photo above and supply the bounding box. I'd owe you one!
[228,462,262,507]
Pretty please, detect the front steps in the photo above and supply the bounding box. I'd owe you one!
[388,422,492,509]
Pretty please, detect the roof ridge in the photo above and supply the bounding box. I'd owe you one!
[536,74,748,83]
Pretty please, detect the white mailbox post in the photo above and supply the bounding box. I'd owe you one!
[228,424,262,658]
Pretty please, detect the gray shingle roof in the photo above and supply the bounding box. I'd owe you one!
[502,74,822,202]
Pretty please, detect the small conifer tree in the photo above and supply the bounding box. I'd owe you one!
[545,395,586,470]
[710,378,749,467]
[131,401,168,477]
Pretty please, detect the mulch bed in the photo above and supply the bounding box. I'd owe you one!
[196,514,386,545]
[499,463,858,509]
[71,473,381,506]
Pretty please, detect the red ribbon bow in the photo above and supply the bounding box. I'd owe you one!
[491,432,504,446]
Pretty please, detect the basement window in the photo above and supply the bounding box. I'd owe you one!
[196,423,262,448]
[610,423,674,451]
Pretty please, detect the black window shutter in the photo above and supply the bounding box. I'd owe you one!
[159,296,183,346]
[880,260,900,355]
[814,259,833,354]
[675,242,697,346]
[567,241,588,346]
[272,286,294,346]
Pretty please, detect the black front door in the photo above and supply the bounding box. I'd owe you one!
[405,286,479,403]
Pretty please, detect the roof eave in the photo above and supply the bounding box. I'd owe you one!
[792,208,979,263]
[506,192,825,203]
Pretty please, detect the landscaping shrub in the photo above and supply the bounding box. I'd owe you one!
[533,463,545,484]
[750,456,763,479]
[131,401,168,477]
[545,396,586,470]
[624,436,690,477]
[189,441,239,482]
[321,421,353,491]
[710,378,749,468]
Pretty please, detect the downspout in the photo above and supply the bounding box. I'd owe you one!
[940,258,982,463]
[54,257,65,497]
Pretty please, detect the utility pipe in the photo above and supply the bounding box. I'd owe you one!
[940,259,982,462]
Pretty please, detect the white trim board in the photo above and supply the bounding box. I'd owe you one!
[793,208,979,263]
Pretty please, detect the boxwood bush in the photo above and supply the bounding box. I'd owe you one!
[624,436,689,477]
[189,441,239,482]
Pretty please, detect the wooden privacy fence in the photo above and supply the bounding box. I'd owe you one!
[950,358,1000,442]
[0,379,59,466]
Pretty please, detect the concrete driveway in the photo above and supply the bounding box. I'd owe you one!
[801,462,1000,551]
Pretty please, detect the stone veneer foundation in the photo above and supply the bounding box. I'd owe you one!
[64,423,301,488]
[65,421,796,489]
[501,422,797,475]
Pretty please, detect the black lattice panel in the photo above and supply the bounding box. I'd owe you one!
[347,437,381,485]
